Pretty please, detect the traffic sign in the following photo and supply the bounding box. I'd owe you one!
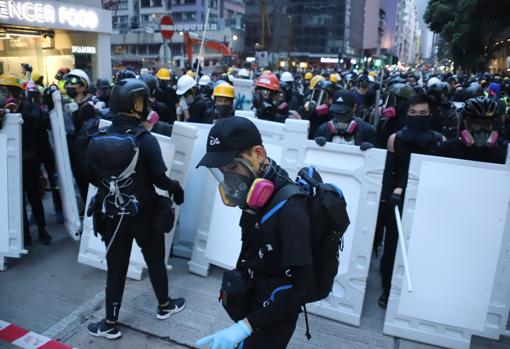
[160,15,174,41]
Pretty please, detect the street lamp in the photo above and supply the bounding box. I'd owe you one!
[233,35,238,41]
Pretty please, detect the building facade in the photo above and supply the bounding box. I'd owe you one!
[107,0,245,70]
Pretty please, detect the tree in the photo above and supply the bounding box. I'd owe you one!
[424,0,510,72]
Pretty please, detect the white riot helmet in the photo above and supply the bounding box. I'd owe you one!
[176,74,197,95]
[238,68,250,79]
[427,77,441,88]
[67,69,90,87]
[199,75,212,86]
[281,71,294,82]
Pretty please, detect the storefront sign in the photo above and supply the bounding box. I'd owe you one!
[72,45,96,54]
[320,57,339,64]
[167,23,217,32]
[0,0,109,33]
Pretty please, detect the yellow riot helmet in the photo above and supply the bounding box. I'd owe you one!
[213,82,235,99]
[310,75,325,90]
[0,73,25,89]
[304,72,313,81]
[156,68,171,80]
[329,73,337,83]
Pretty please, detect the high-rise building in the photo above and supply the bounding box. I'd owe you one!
[415,0,434,61]
[108,0,245,70]
[244,0,366,67]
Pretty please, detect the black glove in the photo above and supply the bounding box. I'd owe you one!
[169,180,184,205]
[360,142,374,151]
[315,136,327,147]
[388,192,402,207]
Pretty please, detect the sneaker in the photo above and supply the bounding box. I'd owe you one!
[38,228,52,245]
[87,319,122,339]
[157,297,185,320]
[378,293,388,309]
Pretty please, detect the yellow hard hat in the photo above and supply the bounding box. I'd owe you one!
[227,67,235,74]
[213,82,235,99]
[369,71,377,77]
[0,73,24,89]
[32,72,43,83]
[329,73,337,83]
[304,72,313,80]
[186,70,196,78]
[156,68,171,80]
[310,75,325,90]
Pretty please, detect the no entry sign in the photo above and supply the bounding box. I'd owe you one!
[160,15,174,40]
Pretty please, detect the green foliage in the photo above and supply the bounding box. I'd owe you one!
[424,0,510,71]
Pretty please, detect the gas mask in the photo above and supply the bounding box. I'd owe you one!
[327,111,357,135]
[66,86,78,98]
[461,119,498,147]
[210,157,274,210]
[253,88,275,115]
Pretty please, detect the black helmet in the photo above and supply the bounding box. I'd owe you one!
[389,83,416,100]
[316,80,337,96]
[114,69,136,84]
[96,78,111,89]
[138,74,157,96]
[110,78,150,115]
[464,83,484,99]
[462,96,498,121]
[427,82,450,104]
[41,84,59,111]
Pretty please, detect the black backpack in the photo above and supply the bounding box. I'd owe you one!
[263,166,350,302]
[87,126,147,218]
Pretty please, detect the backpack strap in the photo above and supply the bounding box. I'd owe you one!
[117,128,148,180]
[260,184,306,225]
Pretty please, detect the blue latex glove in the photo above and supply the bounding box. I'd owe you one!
[196,320,251,349]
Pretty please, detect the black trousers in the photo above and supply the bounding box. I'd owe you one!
[242,312,299,349]
[23,157,46,233]
[102,214,169,321]
[379,201,403,296]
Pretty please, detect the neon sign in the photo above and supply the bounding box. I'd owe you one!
[0,1,99,29]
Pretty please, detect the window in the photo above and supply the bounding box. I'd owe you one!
[113,15,129,28]
[141,0,150,8]
[148,44,160,55]
[118,0,128,10]
[129,45,137,55]
[112,45,124,54]
[138,45,147,55]
[141,14,150,22]
[152,0,162,6]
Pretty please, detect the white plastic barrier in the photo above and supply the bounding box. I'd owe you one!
[78,121,198,280]
[0,114,25,271]
[383,153,510,349]
[231,78,254,111]
[173,123,215,258]
[234,110,256,118]
[188,118,310,276]
[50,92,81,240]
[280,140,387,326]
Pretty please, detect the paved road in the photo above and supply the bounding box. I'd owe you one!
[0,207,509,349]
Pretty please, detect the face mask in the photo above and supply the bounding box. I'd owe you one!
[159,81,169,90]
[405,115,431,131]
[215,104,233,119]
[66,87,77,98]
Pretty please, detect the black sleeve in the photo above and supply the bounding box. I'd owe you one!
[140,133,167,178]
[247,265,314,330]
[152,173,176,191]
[314,123,328,139]
[394,150,411,189]
[362,123,377,145]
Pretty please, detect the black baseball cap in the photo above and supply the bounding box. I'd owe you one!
[197,117,263,168]
[330,91,356,114]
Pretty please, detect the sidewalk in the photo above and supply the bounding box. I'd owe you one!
[0,209,509,349]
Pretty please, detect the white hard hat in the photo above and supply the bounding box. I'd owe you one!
[281,71,294,82]
[176,75,196,95]
[67,69,90,87]
[427,77,441,88]
[367,75,375,82]
[238,68,250,78]
[198,75,211,86]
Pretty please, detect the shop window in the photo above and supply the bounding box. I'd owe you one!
[141,0,150,8]
[113,45,124,54]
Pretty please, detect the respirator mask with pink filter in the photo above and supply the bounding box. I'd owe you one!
[210,157,275,210]
[460,119,498,147]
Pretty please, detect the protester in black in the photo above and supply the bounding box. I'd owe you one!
[377,94,445,308]
[434,96,507,164]
[196,117,314,349]
[86,79,185,340]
